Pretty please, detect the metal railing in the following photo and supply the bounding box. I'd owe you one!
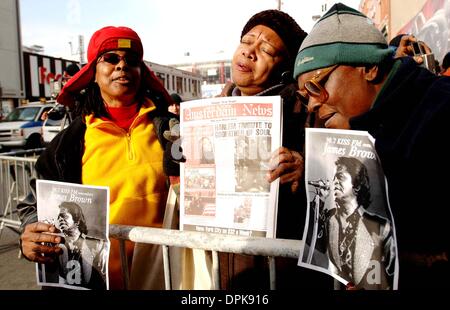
[1,150,303,290]
[0,149,42,238]
[110,224,303,290]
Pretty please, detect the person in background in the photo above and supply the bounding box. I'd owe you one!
[294,3,449,288]
[50,64,81,102]
[440,51,450,76]
[434,59,442,75]
[388,33,406,50]
[40,110,49,122]
[169,93,182,115]
[62,64,81,87]
[19,26,178,289]
[44,63,81,124]
[390,34,437,74]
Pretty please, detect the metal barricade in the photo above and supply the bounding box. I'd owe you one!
[0,148,43,238]
[109,224,303,290]
[110,185,303,290]
[0,151,303,290]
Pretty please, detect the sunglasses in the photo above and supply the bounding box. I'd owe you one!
[97,52,140,67]
[299,65,339,103]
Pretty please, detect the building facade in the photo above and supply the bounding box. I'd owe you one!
[359,0,449,62]
[23,51,78,103]
[171,58,232,98]
[146,61,202,101]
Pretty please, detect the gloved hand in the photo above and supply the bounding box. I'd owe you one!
[154,115,184,178]
[163,118,179,142]
[163,118,185,163]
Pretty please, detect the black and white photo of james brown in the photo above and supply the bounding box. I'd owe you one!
[36,181,109,290]
[38,201,108,290]
[304,157,396,289]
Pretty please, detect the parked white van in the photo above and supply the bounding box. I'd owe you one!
[0,101,55,151]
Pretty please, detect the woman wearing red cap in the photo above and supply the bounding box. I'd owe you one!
[19,26,178,289]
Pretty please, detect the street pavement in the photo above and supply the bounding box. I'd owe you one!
[0,226,39,290]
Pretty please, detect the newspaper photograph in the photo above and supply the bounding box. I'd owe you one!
[36,180,110,290]
[179,96,281,238]
[298,128,399,290]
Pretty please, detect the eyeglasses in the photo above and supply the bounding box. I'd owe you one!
[295,90,309,111]
[299,65,339,103]
[97,52,140,67]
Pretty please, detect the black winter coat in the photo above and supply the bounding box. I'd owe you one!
[350,58,450,288]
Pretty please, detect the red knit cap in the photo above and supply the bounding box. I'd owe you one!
[86,26,143,62]
[58,26,171,107]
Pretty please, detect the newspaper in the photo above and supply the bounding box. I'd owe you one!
[298,128,399,290]
[36,180,110,290]
[179,96,281,238]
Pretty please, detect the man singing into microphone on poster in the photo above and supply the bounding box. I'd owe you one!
[303,157,395,289]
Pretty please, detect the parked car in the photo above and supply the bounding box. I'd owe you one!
[0,101,55,150]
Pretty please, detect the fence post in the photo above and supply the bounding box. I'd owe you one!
[212,250,220,290]
[268,256,276,290]
[119,239,129,289]
[162,245,172,290]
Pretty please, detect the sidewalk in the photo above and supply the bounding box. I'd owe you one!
[0,227,39,290]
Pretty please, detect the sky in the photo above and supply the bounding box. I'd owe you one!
[19,0,361,65]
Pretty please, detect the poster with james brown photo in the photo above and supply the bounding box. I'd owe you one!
[298,128,399,290]
[36,180,110,290]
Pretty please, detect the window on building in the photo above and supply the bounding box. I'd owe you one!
[176,76,183,94]
[156,73,165,89]
[166,74,171,90]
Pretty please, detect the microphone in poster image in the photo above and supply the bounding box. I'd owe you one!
[308,180,329,191]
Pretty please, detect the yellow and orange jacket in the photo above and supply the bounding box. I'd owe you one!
[82,99,167,289]
[34,98,173,289]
